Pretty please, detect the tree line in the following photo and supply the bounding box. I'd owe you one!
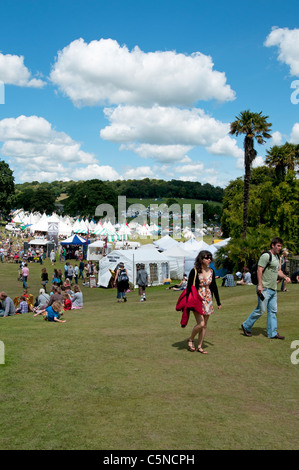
[0,170,224,220]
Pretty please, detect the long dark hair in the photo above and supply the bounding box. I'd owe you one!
[194,250,213,273]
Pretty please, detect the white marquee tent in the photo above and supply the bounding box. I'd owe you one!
[163,244,188,280]
[98,247,169,288]
[153,234,179,251]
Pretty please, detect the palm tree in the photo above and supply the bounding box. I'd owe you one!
[230,110,272,239]
[266,142,299,182]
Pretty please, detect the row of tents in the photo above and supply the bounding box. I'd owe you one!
[97,235,230,288]
[10,210,211,240]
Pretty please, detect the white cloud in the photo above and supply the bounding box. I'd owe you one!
[270,130,283,146]
[71,164,120,181]
[100,105,242,166]
[0,52,45,87]
[123,166,154,179]
[290,122,299,143]
[0,115,96,182]
[206,135,243,158]
[50,37,235,107]
[175,162,205,175]
[121,143,192,163]
[101,105,230,145]
[252,156,265,168]
[265,27,299,76]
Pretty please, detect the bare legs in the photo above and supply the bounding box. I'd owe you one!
[189,312,209,353]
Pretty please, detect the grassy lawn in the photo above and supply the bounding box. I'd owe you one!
[0,259,298,450]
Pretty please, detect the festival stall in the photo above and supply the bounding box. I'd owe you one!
[87,240,113,261]
[98,246,169,288]
[60,234,89,259]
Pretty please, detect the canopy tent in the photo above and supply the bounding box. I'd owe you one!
[87,240,113,261]
[163,244,188,280]
[153,234,179,251]
[28,238,50,246]
[29,213,48,233]
[60,234,89,259]
[98,247,169,288]
[60,234,88,245]
[182,238,211,252]
[114,241,141,250]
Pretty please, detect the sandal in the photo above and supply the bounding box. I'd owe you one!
[197,347,208,354]
[187,338,195,352]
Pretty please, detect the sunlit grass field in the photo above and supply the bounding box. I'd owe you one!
[0,259,298,450]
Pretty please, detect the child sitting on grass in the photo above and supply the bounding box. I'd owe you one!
[62,292,72,311]
[38,301,66,323]
[15,295,28,314]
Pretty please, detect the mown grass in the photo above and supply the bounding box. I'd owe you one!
[0,259,298,450]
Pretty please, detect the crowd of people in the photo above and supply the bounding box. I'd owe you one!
[0,256,86,322]
[0,232,298,350]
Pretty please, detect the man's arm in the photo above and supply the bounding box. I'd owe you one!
[257,266,264,294]
[278,268,291,284]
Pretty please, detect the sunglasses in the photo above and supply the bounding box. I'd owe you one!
[203,255,212,260]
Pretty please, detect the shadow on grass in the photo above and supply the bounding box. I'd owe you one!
[171,338,214,351]
[239,326,268,337]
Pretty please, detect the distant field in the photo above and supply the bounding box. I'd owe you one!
[126,197,222,208]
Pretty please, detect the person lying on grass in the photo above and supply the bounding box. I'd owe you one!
[35,300,66,323]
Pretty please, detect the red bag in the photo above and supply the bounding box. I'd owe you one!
[175,269,203,327]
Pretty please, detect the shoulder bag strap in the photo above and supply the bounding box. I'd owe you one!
[193,268,197,286]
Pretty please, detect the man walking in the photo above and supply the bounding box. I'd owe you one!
[241,237,290,340]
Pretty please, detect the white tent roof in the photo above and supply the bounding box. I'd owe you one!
[163,245,188,258]
[153,235,179,251]
[183,238,211,251]
[29,213,48,232]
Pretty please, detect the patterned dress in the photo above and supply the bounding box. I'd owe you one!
[198,270,214,316]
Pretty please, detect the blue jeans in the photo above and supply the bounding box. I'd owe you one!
[117,290,126,299]
[22,276,28,288]
[243,288,277,338]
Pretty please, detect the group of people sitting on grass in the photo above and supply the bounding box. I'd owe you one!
[0,282,83,323]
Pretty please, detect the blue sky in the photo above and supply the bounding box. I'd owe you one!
[0,0,299,187]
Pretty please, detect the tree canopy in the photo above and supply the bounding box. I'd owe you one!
[0,160,15,218]
[62,179,118,218]
[230,110,272,239]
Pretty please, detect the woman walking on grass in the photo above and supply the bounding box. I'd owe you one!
[187,250,221,354]
[114,262,129,303]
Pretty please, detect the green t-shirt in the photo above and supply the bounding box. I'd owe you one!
[258,252,280,290]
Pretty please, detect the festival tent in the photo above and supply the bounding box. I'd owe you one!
[117,223,131,240]
[114,241,141,249]
[11,211,24,225]
[29,213,48,233]
[87,240,113,260]
[183,238,211,252]
[58,220,73,236]
[163,244,188,279]
[60,234,89,258]
[60,234,88,245]
[98,247,170,288]
[97,221,119,242]
[153,234,179,251]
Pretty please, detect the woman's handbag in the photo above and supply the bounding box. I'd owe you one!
[175,268,203,327]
